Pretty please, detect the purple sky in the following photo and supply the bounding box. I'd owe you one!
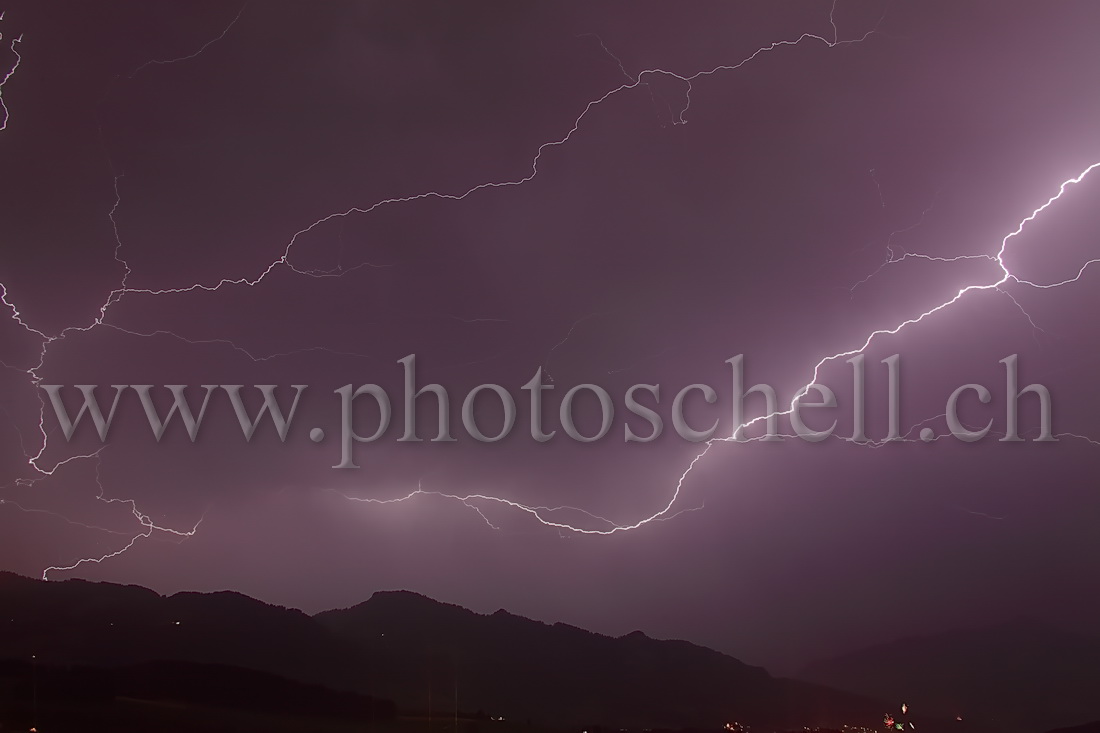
[2,0,1100,673]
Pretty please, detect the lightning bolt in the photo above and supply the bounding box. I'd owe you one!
[869,168,887,208]
[0,11,22,132]
[37,456,205,580]
[2,2,1098,577]
[340,160,1100,535]
[1013,258,1100,289]
[0,497,133,536]
[127,3,247,79]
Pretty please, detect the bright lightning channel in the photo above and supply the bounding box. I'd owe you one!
[0,4,1097,574]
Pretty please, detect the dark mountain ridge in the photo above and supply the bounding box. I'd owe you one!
[0,573,950,730]
[0,570,359,691]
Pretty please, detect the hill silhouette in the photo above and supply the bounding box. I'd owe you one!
[0,657,396,732]
[0,571,362,691]
[0,572,954,731]
[799,618,1100,733]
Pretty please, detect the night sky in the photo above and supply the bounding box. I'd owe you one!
[2,0,1100,673]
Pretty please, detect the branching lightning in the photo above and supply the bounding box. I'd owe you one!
[2,2,1099,579]
[38,457,204,580]
[0,11,22,132]
[339,160,1100,534]
[127,3,247,79]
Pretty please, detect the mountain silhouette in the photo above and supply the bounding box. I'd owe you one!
[0,571,362,691]
[799,618,1100,733]
[318,589,838,728]
[0,572,958,731]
